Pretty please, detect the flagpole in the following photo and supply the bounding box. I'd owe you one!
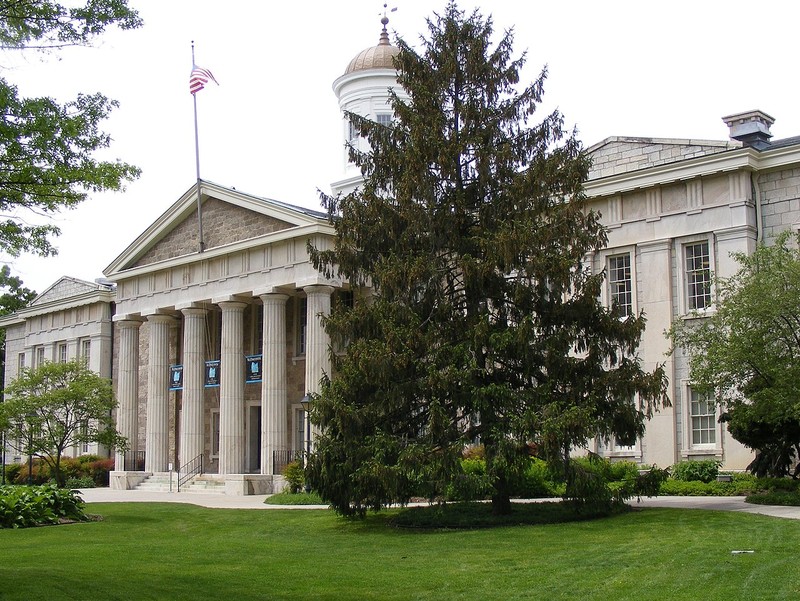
[191,41,206,253]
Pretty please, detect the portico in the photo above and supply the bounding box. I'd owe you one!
[107,181,342,494]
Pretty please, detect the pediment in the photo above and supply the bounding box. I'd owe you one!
[586,136,737,181]
[105,180,328,276]
[31,276,104,306]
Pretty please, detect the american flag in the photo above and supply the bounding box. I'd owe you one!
[189,65,218,95]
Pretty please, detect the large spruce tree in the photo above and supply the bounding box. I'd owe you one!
[309,2,668,516]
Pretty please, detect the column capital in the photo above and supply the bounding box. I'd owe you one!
[217,300,248,312]
[303,284,335,296]
[260,292,289,305]
[115,317,144,328]
[145,313,176,324]
[180,306,208,318]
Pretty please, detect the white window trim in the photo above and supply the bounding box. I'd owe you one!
[677,234,716,317]
[597,245,638,318]
[680,381,723,458]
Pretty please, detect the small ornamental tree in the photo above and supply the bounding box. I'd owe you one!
[670,231,800,477]
[308,2,668,516]
[0,359,125,487]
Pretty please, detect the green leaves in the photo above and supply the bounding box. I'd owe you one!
[1,358,124,487]
[0,1,141,258]
[0,0,141,50]
[670,231,800,476]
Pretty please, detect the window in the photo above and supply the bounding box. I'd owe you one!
[608,254,632,318]
[685,242,712,310]
[35,346,45,368]
[690,389,716,446]
[348,119,359,142]
[375,113,392,127]
[18,352,25,371]
[81,339,91,366]
[297,297,308,356]
[58,343,68,363]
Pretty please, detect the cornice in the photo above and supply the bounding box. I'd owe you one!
[585,145,800,199]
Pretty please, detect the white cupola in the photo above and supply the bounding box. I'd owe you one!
[330,13,408,196]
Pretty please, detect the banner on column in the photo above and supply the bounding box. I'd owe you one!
[245,354,262,383]
[169,365,183,390]
[205,360,221,388]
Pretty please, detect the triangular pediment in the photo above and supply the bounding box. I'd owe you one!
[586,136,738,181]
[31,276,105,306]
[104,180,329,276]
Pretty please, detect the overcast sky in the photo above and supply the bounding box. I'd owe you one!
[5,0,800,293]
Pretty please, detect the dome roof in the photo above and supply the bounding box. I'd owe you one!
[344,16,400,75]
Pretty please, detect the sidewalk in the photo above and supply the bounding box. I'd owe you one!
[76,488,800,519]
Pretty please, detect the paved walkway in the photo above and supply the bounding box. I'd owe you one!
[76,488,800,520]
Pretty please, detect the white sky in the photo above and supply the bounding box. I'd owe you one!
[4,0,800,293]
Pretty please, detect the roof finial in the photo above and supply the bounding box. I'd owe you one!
[379,3,397,46]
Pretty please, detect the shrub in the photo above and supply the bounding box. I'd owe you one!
[746,490,800,506]
[0,484,87,528]
[445,459,492,502]
[282,460,305,494]
[65,476,96,489]
[85,458,114,486]
[670,460,721,483]
[513,458,564,498]
[3,463,23,484]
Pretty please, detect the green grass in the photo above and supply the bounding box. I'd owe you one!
[264,491,326,505]
[1,502,799,600]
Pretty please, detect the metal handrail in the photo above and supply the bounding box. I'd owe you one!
[177,454,204,491]
[124,450,146,472]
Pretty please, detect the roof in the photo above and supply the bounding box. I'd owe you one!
[344,16,400,75]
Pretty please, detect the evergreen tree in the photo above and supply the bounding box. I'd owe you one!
[309,2,668,516]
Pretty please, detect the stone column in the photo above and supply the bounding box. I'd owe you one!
[218,301,247,475]
[260,294,288,474]
[303,286,333,449]
[179,307,207,469]
[115,319,142,471]
[145,314,173,473]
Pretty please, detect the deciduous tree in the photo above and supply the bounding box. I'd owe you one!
[0,359,124,487]
[0,0,141,258]
[308,2,668,516]
[670,231,800,477]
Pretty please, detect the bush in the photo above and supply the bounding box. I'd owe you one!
[513,458,564,498]
[282,460,305,494]
[445,459,492,502]
[3,463,23,484]
[670,460,721,483]
[65,476,96,489]
[0,484,87,528]
[746,490,800,506]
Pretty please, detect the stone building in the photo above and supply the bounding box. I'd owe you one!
[0,276,115,462]
[3,17,800,493]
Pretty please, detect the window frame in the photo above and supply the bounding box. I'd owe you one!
[597,246,637,318]
[678,236,715,315]
[680,381,723,458]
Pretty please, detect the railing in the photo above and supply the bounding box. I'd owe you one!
[123,450,146,472]
[177,454,204,491]
[272,449,300,475]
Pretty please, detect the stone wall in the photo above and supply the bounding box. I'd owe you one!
[759,167,800,242]
[133,198,294,268]
[587,137,737,181]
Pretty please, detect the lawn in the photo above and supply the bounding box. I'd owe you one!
[1,503,798,601]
